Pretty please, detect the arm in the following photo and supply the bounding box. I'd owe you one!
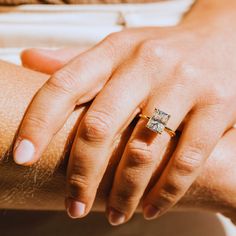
[0,60,236,223]
[0,59,79,210]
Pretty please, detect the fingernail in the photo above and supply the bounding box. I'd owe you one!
[14,139,35,165]
[143,205,160,220]
[66,198,86,219]
[108,208,125,226]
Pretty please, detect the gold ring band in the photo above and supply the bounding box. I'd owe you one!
[139,114,150,120]
[139,111,176,138]
[164,126,176,138]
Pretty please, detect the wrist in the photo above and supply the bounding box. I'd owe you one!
[180,0,236,32]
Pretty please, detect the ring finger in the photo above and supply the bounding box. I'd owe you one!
[107,84,195,225]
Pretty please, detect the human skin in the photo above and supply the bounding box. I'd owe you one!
[0,60,236,225]
[14,0,236,225]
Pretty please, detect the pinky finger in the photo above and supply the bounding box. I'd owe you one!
[142,105,231,220]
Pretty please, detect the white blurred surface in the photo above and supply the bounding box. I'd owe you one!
[0,0,193,63]
[0,210,235,236]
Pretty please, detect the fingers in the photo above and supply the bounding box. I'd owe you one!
[106,85,193,225]
[21,48,86,74]
[65,60,151,219]
[13,38,129,166]
[142,104,229,220]
[96,121,136,202]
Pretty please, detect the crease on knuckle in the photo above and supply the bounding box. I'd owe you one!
[80,111,112,143]
[138,40,159,60]
[162,179,182,197]
[111,170,141,208]
[126,141,154,167]
[68,175,89,198]
[174,147,203,175]
[157,187,177,207]
[103,32,122,57]
[47,69,79,94]
[138,39,170,62]
[24,114,50,132]
[112,187,139,209]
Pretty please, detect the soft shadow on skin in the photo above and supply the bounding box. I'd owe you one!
[0,103,88,210]
[57,103,90,174]
[97,117,138,204]
[0,99,139,211]
[144,132,179,194]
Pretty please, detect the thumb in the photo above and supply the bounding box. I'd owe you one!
[21,47,87,75]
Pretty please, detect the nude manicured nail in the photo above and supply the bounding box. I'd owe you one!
[14,139,35,165]
[108,208,125,226]
[66,198,85,218]
[143,205,160,220]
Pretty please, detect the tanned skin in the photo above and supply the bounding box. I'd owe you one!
[0,60,235,225]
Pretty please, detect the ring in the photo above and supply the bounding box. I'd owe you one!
[139,108,176,137]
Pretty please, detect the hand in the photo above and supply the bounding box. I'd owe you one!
[1,59,236,226]
[15,1,236,226]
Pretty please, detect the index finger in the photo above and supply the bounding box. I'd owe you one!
[13,36,127,165]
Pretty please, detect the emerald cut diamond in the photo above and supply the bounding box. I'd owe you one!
[146,109,170,134]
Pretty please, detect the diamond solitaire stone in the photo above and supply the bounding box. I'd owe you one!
[146,109,170,134]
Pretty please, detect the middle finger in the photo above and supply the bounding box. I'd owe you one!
[65,59,151,218]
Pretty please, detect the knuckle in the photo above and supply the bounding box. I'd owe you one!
[105,31,129,45]
[24,113,50,132]
[113,183,139,207]
[162,180,182,197]
[171,61,201,98]
[176,62,197,79]
[47,68,79,94]
[105,30,152,62]
[173,62,199,88]
[105,32,122,43]
[113,191,136,208]
[157,186,177,207]
[111,171,143,208]
[103,32,122,55]
[174,146,203,175]
[208,85,231,106]
[126,141,154,167]
[112,194,137,210]
[138,40,159,60]
[80,111,112,143]
[104,31,132,57]
[138,39,169,62]
[68,175,89,198]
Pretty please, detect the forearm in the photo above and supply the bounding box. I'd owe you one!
[0,60,80,210]
[0,60,236,217]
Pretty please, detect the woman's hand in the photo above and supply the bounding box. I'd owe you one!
[15,0,236,225]
[1,59,236,225]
